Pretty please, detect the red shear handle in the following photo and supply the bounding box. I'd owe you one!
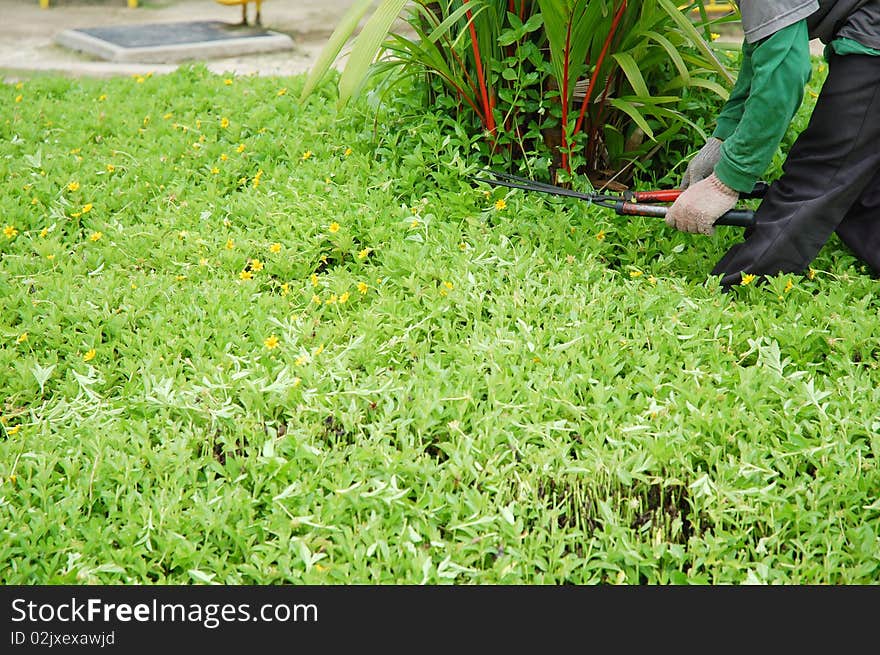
[628,181,769,203]
[630,189,682,203]
[615,202,755,227]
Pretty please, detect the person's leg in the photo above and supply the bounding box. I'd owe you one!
[711,53,880,288]
[834,166,880,274]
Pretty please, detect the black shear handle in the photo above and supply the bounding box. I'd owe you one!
[616,202,755,228]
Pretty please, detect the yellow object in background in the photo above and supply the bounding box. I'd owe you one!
[40,1,138,7]
[703,1,736,13]
[215,0,264,27]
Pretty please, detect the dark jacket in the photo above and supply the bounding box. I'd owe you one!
[737,0,880,47]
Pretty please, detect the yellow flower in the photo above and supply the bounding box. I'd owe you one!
[175,274,186,281]
[269,242,282,254]
[357,282,368,294]
[310,273,319,287]
[741,273,756,285]
[83,349,96,362]
[596,230,606,241]
[250,259,264,272]
[292,377,301,388]
[15,94,23,103]
[7,425,21,435]
[225,238,235,250]
[220,117,230,128]
[106,164,115,172]
[135,76,145,84]
[339,291,350,304]
[325,294,338,305]
[328,222,340,234]
[3,225,18,239]
[199,257,209,266]
[295,354,309,366]
[808,268,816,280]
[253,170,263,188]
[648,275,657,285]
[311,294,321,305]
[220,153,229,161]
[16,332,28,344]
[237,144,246,153]
[239,270,253,280]
[163,112,173,120]
[710,32,721,40]
[47,254,55,260]
[443,281,454,290]
[224,78,233,85]
[494,198,507,210]
[280,282,290,295]
[211,167,219,175]
[784,278,794,293]
[67,181,80,192]
[313,343,325,356]
[82,203,93,213]
[89,231,102,242]
[344,147,352,156]
[301,150,312,161]
[358,247,372,259]
[410,219,419,229]
[277,88,287,96]
[629,270,643,278]
[264,335,279,349]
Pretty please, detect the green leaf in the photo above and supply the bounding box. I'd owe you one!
[609,98,655,140]
[657,0,734,86]
[611,52,650,98]
[338,0,411,108]
[299,0,375,102]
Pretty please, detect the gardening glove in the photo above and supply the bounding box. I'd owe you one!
[680,136,723,190]
[665,173,739,237]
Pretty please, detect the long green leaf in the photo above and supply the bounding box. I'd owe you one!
[643,30,689,83]
[611,52,650,98]
[657,0,734,85]
[609,98,655,140]
[299,0,376,102]
[338,0,411,108]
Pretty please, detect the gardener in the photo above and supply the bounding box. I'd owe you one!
[665,0,880,288]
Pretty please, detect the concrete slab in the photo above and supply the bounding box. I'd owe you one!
[55,20,294,64]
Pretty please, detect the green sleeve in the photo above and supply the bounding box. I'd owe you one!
[712,48,754,141]
[713,20,813,193]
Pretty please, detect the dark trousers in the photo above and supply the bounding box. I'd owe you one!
[712,52,880,288]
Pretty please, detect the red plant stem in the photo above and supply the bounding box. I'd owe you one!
[519,0,525,20]
[463,0,496,136]
[573,0,627,139]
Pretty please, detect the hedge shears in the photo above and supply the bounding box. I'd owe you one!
[473,169,767,228]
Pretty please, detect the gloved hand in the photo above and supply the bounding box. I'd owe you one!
[680,137,723,190]
[665,173,739,236]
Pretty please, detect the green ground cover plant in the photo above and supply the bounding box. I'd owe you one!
[1,61,879,584]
